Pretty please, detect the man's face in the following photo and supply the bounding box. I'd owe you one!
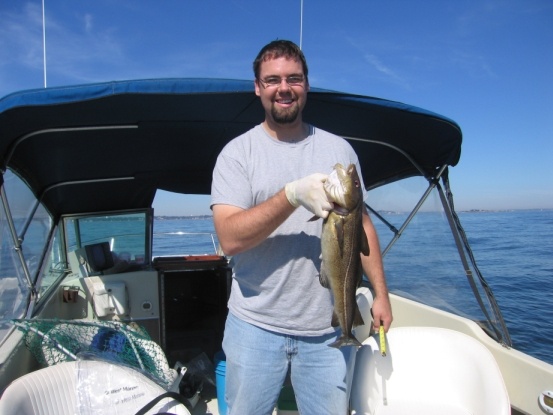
[255,56,309,125]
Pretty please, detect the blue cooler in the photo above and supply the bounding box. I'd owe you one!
[214,350,227,415]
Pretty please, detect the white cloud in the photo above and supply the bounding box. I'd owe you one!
[84,13,94,33]
[343,36,412,90]
[0,3,43,69]
[364,54,399,79]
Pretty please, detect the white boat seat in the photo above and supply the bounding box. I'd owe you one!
[0,360,190,415]
[349,326,510,415]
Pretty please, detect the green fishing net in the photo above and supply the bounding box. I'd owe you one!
[12,319,176,389]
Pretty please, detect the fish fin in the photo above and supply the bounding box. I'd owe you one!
[331,310,340,327]
[335,218,345,256]
[319,266,330,288]
[308,215,321,222]
[360,228,370,256]
[352,305,365,328]
[355,270,364,288]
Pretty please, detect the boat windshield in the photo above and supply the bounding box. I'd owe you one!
[63,210,152,276]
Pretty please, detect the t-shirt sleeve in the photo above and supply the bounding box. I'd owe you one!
[211,141,253,210]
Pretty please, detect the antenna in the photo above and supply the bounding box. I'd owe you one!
[299,0,304,49]
[42,0,47,88]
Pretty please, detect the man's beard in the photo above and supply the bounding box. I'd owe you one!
[271,103,300,124]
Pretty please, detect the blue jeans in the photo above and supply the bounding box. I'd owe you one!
[222,312,349,415]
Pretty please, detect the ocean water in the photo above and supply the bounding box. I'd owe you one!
[153,210,553,365]
[458,209,553,365]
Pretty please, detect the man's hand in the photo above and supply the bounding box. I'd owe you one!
[371,295,393,333]
[285,173,332,218]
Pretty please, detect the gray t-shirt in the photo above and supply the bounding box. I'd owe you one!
[211,124,365,336]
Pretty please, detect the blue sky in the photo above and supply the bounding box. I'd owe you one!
[1,1,551,215]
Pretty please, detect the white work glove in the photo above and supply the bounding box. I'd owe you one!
[285,173,332,218]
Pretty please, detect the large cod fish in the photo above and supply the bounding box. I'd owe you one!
[320,163,370,348]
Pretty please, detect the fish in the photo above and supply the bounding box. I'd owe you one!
[319,163,370,348]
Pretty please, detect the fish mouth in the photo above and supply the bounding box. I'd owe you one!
[324,163,363,211]
[324,166,347,207]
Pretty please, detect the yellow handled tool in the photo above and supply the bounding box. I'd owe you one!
[379,322,386,357]
[371,310,387,357]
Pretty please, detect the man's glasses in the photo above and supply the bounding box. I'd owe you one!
[258,75,305,88]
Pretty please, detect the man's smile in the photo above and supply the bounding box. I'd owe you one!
[276,98,294,105]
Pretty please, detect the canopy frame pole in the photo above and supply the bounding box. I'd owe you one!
[0,185,36,318]
[438,174,512,346]
[373,164,448,257]
[4,125,138,167]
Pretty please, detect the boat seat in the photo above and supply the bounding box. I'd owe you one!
[349,326,510,415]
[0,360,190,415]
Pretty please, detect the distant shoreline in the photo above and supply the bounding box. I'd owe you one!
[155,215,212,220]
[154,208,552,220]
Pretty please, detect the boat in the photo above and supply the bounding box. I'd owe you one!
[0,78,551,414]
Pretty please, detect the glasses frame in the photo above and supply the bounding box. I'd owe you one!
[257,75,306,89]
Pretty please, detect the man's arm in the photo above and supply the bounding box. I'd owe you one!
[360,208,393,332]
[213,173,332,256]
[213,189,295,256]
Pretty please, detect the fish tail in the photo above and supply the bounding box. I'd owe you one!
[331,311,340,327]
[329,334,363,348]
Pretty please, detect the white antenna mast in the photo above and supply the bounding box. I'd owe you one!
[299,0,304,49]
[42,0,47,88]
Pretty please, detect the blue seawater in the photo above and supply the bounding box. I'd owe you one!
[152,210,553,365]
[459,209,553,365]
[153,218,220,256]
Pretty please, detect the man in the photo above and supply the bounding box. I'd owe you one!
[211,40,392,415]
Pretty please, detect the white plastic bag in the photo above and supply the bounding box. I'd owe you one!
[76,358,167,415]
